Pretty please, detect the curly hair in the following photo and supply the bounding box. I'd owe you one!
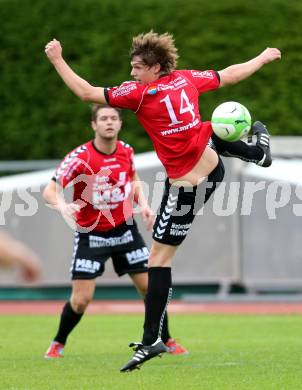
[130,30,179,73]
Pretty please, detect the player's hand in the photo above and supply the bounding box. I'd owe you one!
[19,253,41,282]
[45,39,63,63]
[60,202,81,223]
[61,202,81,219]
[259,48,281,64]
[0,232,41,282]
[57,202,82,230]
[140,205,155,231]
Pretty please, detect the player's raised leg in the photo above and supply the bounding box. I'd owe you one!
[252,121,272,167]
[210,121,272,167]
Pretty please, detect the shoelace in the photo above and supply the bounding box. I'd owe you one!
[129,342,142,350]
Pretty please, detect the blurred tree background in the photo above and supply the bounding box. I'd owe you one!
[0,0,301,160]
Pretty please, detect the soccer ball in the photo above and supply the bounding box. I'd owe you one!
[211,101,251,142]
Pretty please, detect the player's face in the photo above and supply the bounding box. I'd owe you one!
[130,56,161,85]
[91,108,122,140]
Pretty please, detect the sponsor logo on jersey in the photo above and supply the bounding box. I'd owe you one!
[191,70,214,79]
[157,77,187,91]
[161,118,200,136]
[126,247,149,264]
[169,222,192,237]
[112,82,137,98]
[147,86,157,95]
[75,258,101,273]
[89,230,134,248]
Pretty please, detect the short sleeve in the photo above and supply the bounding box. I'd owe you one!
[180,70,220,94]
[53,145,88,188]
[105,81,142,111]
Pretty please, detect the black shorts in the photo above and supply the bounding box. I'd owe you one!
[71,220,149,280]
[152,158,225,246]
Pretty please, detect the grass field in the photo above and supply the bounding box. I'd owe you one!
[0,313,301,390]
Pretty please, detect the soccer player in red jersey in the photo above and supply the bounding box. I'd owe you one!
[43,104,188,359]
[45,32,281,370]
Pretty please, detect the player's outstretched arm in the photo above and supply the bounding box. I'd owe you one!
[218,48,281,87]
[45,39,106,104]
[0,231,41,281]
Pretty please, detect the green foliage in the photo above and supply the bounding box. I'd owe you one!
[0,314,302,389]
[1,0,301,159]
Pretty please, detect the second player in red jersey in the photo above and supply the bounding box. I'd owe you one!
[54,139,135,231]
[43,105,188,360]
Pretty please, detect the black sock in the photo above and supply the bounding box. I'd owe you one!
[54,301,83,345]
[161,312,171,343]
[212,133,264,162]
[143,302,171,344]
[142,267,172,345]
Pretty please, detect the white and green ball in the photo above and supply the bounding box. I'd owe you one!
[211,101,251,142]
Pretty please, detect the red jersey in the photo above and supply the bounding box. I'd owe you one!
[53,140,135,231]
[105,69,220,178]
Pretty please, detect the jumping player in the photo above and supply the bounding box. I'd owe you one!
[44,32,281,370]
[43,104,188,359]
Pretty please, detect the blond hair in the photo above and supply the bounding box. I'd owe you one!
[130,30,179,73]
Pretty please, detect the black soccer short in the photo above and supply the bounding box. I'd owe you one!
[153,158,225,246]
[71,220,149,280]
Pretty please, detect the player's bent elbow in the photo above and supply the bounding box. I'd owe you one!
[80,91,92,102]
[82,87,106,104]
[42,187,50,202]
[42,184,55,203]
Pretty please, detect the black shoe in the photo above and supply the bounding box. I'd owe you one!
[252,121,272,167]
[120,339,168,372]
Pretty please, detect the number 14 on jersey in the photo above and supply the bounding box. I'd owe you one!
[160,89,195,127]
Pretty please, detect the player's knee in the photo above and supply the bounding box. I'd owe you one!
[138,285,148,297]
[148,248,172,267]
[140,281,148,296]
[71,294,92,313]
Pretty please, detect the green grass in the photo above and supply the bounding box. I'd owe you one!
[0,314,301,390]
